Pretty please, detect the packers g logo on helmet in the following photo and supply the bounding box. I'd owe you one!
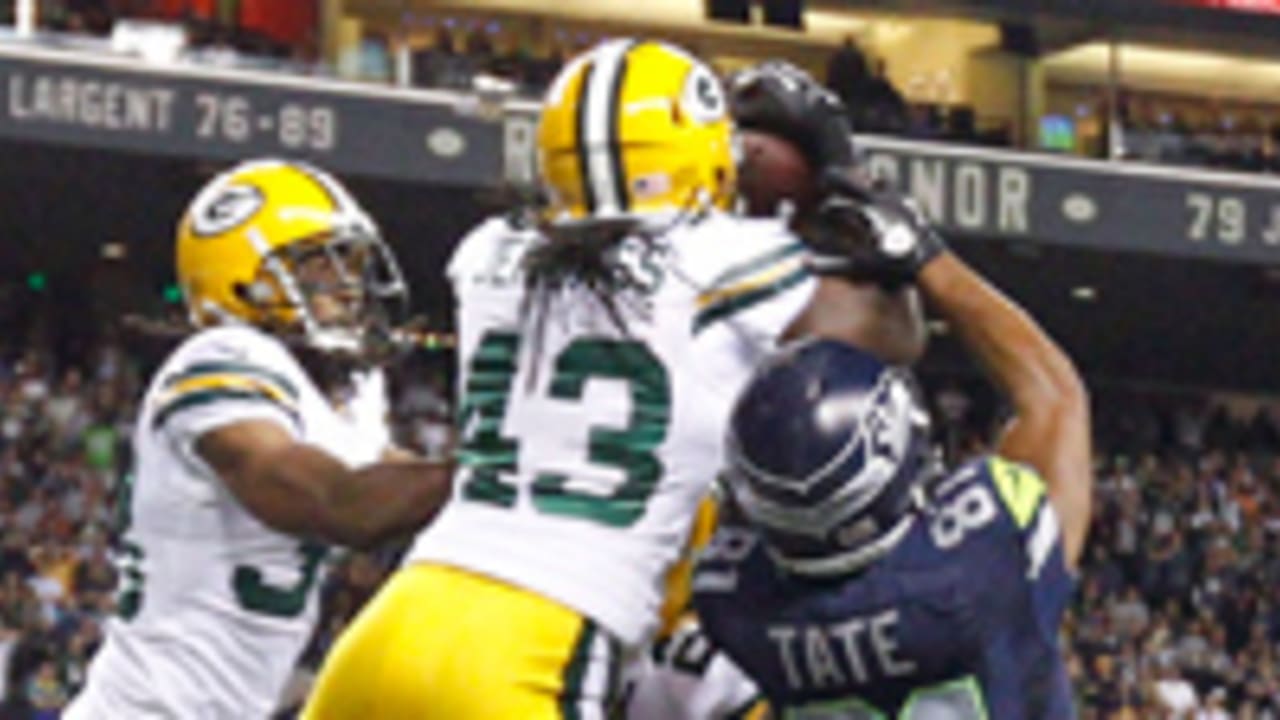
[175,158,407,354]
[188,184,265,237]
[681,64,728,125]
[537,39,737,223]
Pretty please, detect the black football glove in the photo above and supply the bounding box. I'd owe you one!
[729,61,854,175]
[795,171,948,289]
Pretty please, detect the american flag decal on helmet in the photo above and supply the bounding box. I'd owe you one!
[631,173,671,200]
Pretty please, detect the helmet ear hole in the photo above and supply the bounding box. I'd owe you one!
[234,281,275,306]
[715,165,731,191]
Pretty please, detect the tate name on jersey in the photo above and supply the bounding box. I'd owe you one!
[768,608,918,692]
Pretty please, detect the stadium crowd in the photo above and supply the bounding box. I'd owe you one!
[0,335,1273,717]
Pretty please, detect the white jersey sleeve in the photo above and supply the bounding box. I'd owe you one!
[677,215,815,414]
[447,215,541,291]
[149,326,306,457]
[682,215,813,352]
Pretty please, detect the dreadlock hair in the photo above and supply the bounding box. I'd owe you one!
[520,217,659,374]
[518,177,718,377]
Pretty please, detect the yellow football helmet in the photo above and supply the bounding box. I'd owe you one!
[175,159,406,353]
[537,39,737,224]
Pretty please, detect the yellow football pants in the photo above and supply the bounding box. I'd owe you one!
[302,562,623,719]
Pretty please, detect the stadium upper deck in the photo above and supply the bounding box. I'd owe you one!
[10,0,1280,165]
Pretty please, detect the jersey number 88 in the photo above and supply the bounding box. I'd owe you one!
[928,485,997,550]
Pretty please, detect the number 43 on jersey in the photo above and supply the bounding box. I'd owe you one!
[457,331,672,528]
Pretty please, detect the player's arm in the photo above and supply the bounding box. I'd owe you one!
[795,179,1091,569]
[381,445,420,462]
[917,252,1091,570]
[196,420,453,550]
[783,278,926,366]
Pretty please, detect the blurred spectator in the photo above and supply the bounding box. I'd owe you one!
[341,29,390,82]
[1079,652,1127,715]
[57,0,113,35]
[24,659,65,720]
[825,36,869,110]
[408,17,566,97]
[1154,658,1200,719]
[1196,687,1231,720]
[413,25,473,91]
[0,573,41,637]
[463,22,495,68]
[858,59,909,133]
[524,41,565,93]
[1111,585,1151,640]
[824,40,909,134]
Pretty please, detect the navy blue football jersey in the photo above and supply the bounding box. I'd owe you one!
[693,456,1075,719]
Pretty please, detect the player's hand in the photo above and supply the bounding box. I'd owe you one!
[728,61,854,177]
[794,173,949,289]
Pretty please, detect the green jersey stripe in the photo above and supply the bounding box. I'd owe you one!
[162,360,299,400]
[694,267,810,334]
[704,241,805,291]
[151,388,301,431]
[560,619,598,720]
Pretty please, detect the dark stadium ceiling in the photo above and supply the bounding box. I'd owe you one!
[0,139,1275,393]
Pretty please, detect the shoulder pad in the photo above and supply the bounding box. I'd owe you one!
[152,326,306,430]
[448,215,540,285]
[985,456,1048,530]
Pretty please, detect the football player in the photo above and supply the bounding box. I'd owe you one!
[303,41,922,719]
[623,60,926,720]
[63,159,452,720]
[694,185,1092,718]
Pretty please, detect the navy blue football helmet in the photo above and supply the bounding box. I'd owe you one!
[724,338,935,577]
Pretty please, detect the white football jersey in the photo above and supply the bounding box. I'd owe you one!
[65,325,385,720]
[406,212,815,647]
